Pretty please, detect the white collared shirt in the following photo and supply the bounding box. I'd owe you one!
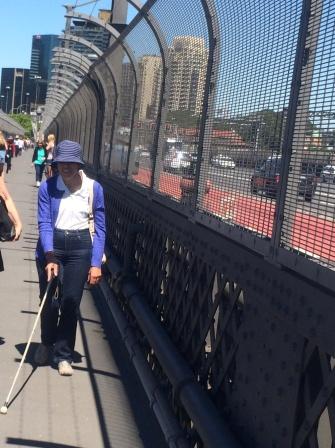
[55,170,92,230]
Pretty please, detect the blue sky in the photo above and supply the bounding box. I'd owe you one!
[0,0,130,78]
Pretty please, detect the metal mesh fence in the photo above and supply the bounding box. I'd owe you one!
[105,48,136,177]
[197,0,302,238]
[46,0,335,283]
[148,0,210,201]
[280,0,335,270]
[95,63,117,172]
[124,17,163,188]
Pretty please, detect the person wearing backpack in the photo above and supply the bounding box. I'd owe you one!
[34,140,106,376]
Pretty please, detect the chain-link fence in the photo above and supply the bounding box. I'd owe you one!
[45,0,335,288]
[41,2,335,446]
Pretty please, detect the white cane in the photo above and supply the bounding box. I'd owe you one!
[1,278,55,414]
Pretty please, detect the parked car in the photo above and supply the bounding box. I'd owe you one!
[250,155,317,201]
[321,165,335,183]
[163,151,191,173]
[211,154,235,169]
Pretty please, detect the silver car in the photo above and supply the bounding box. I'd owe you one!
[321,165,335,183]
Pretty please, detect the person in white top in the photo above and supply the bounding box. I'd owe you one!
[34,140,105,376]
[45,134,55,178]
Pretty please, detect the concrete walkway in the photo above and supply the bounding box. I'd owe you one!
[0,151,166,448]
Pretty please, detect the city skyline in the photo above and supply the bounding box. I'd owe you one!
[0,1,133,84]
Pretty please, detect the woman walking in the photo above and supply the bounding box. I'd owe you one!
[32,141,47,187]
[45,134,55,178]
[34,140,105,375]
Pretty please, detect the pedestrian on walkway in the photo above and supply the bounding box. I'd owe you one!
[0,134,6,166]
[0,134,23,271]
[34,140,106,376]
[5,146,12,174]
[45,134,55,178]
[32,141,47,187]
[7,137,15,157]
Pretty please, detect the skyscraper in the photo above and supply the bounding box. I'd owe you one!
[137,55,162,121]
[168,36,208,115]
[29,34,59,105]
[0,68,30,114]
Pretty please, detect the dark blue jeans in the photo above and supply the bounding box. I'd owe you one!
[37,228,92,364]
[34,163,45,182]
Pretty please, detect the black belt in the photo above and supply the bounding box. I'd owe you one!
[54,228,89,235]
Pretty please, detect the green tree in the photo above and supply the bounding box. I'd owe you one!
[9,113,33,137]
[167,110,200,128]
[213,109,316,152]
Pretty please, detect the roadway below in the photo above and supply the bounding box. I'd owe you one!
[133,162,335,267]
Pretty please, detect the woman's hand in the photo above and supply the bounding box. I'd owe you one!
[45,262,58,281]
[13,219,22,241]
[87,267,102,286]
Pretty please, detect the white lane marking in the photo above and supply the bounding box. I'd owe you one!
[209,169,251,181]
[292,247,321,259]
[317,201,335,208]
[314,191,335,199]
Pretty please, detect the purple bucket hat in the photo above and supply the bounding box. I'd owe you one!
[52,140,84,165]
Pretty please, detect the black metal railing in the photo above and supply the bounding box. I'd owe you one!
[43,1,335,446]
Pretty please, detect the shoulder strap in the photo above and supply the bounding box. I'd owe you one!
[88,179,95,236]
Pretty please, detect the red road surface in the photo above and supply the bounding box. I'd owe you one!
[133,168,335,264]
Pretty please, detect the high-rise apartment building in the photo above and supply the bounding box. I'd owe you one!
[30,34,59,105]
[137,55,162,121]
[168,36,208,115]
[0,68,30,114]
[119,62,135,123]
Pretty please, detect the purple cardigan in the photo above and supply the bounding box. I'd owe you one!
[36,175,106,268]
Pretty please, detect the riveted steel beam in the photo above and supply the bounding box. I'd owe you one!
[49,76,80,93]
[51,68,83,86]
[48,82,75,97]
[59,34,104,58]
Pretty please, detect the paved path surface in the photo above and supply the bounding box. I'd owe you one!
[0,151,166,448]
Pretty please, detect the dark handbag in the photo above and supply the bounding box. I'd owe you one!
[0,196,15,241]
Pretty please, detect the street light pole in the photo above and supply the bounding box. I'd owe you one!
[0,95,4,110]
[5,86,10,114]
[12,103,29,114]
[34,76,42,112]
[26,92,30,114]
[254,121,265,152]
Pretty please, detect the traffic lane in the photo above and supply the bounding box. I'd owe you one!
[208,167,335,219]
[134,165,335,221]
[133,167,335,263]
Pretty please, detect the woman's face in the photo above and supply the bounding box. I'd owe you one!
[57,162,80,182]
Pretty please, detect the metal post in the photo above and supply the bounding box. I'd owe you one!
[5,87,10,114]
[270,0,322,258]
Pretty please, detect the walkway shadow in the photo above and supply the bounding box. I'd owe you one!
[5,343,39,410]
[14,342,39,366]
[15,343,83,366]
[6,438,79,448]
[7,367,37,409]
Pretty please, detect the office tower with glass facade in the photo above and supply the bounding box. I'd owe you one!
[29,34,59,106]
[0,68,30,114]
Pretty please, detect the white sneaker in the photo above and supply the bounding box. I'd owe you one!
[34,344,49,365]
[58,361,73,376]
[36,181,40,187]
